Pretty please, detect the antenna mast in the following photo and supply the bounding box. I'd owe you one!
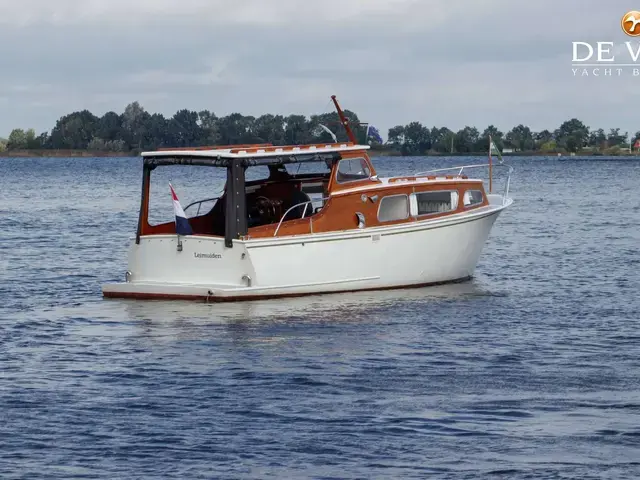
[331,95,357,144]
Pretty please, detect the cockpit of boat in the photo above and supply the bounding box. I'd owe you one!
[191,160,335,237]
[139,144,381,245]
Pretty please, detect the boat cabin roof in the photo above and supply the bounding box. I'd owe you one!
[142,142,371,168]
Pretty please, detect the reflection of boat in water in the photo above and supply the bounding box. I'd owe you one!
[102,95,513,302]
[119,280,498,325]
[34,282,500,346]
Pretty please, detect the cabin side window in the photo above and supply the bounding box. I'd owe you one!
[336,157,371,183]
[412,190,459,216]
[377,194,409,223]
[463,190,484,207]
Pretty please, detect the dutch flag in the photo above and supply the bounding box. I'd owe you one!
[170,183,193,235]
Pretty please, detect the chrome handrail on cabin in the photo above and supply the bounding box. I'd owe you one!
[273,197,329,237]
[183,196,221,217]
[410,162,514,205]
[414,162,511,177]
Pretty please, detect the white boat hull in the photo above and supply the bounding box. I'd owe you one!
[102,196,512,301]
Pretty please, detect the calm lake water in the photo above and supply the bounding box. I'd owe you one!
[1,155,639,479]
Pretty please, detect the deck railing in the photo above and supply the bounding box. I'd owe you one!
[273,197,328,237]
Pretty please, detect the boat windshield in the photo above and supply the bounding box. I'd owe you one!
[282,159,332,176]
[336,157,370,183]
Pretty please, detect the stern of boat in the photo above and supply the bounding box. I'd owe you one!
[102,235,254,300]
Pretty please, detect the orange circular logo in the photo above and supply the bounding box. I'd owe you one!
[622,11,640,36]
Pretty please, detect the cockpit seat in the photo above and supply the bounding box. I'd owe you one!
[287,190,312,220]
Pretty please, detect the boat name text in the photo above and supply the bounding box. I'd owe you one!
[194,252,222,259]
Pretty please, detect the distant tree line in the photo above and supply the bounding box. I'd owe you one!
[1,102,369,154]
[387,120,638,155]
[2,102,639,155]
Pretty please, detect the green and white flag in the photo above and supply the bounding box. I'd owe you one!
[489,138,503,163]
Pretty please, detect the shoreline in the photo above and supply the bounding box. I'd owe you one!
[367,149,639,158]
[0,150,135,158]
[1,149,638,158]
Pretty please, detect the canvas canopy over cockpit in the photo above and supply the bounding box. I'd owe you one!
[135,143,374,248]
[141,143,369,168]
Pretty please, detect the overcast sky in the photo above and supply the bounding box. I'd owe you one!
[0,0,638,140]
